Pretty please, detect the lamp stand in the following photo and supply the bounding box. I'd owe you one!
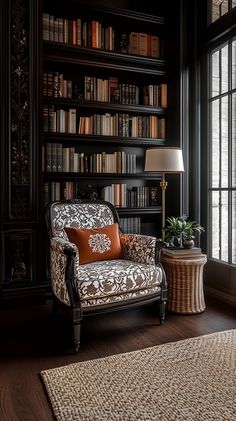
[160,172,168,241]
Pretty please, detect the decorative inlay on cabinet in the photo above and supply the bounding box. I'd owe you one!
[10,0,31,219]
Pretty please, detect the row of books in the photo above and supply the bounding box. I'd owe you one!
[44,182,159,207]
[43,71,167,107]
[43,107,166,139]
[43,14,114,50]
[129,32,160,58]
[119,217,141,234]
[43,14,161,58]
[101,184,159,208]
[43,144,137,174]
[44,182,80,203]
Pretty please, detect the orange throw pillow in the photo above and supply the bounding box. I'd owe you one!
[64,223,122,264]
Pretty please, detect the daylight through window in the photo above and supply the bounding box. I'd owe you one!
[209,39,236,263]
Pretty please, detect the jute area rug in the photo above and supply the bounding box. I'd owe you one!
[41,330,236,421]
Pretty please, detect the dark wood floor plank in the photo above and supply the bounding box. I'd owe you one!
[0,296,235,420]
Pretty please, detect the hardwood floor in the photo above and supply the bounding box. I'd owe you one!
[0,295,235,421]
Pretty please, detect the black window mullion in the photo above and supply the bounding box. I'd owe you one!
[208,0,212,25]
[230,0,234,11]
[209,190,213,258]
[219,48,222,261]
[228,39,233,263]
[208,50,213,257]
[219,189,222,261]
[209,104,213,257]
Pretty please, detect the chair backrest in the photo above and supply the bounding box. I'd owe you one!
[46,199,119,239]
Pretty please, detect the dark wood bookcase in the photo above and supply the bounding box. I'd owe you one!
[41,0,168,242]
[0,0,184,305]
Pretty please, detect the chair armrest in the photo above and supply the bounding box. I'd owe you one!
[50,237,80,306]
[51,236,78,257]
[50,237,77,255]
[120,233,157,265]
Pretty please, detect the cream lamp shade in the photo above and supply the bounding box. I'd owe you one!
[144,148,184,173]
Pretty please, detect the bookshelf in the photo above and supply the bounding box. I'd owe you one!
[0,0,184,305]
[41,1,168,241]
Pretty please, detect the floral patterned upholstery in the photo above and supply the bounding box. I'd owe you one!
[120,234,156,264]
[46,199,166,351]
[50,239,162,306]
[49,201,115,239]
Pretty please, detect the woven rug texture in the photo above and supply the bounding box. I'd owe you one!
[41,330,236,421]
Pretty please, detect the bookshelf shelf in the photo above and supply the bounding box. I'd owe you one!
[44,43,166,76]
[43,172,162,180]
[117,206,162,215]
[44,41,166,77]
[42,133,166,146]
[43,97,167,116]
[80,7,166,26]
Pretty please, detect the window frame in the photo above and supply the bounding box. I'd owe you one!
[207,35,236,266]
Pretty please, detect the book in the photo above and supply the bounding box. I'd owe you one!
[162,247,202,258]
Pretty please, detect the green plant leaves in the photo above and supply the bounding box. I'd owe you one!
[164,216,204,242]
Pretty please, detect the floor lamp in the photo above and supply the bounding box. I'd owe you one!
[144,148,184,241]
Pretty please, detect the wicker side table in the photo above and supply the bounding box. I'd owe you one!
[161,254,207,314]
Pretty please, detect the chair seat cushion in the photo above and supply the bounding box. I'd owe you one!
[75,259,162,307]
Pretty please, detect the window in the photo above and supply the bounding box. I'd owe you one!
[209,39,236,263]
[210,0,236,23]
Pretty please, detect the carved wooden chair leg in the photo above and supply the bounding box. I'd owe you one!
[73,307,82,353]
[159,301,166,325]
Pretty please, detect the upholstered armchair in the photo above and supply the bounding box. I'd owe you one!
[46,199,167,351]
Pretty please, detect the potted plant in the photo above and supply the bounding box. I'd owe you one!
[164,216,205,248]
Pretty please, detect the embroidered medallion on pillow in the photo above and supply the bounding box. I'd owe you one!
[64,223,122,264]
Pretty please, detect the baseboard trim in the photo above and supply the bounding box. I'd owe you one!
[205,286,236,307]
